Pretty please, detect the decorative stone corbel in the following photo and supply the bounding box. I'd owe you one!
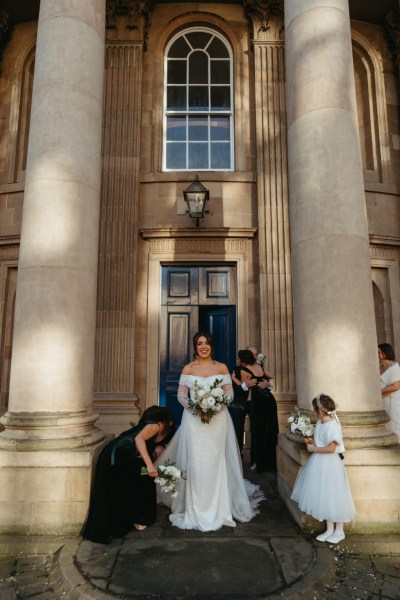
[244,0,284,43]
[106,0,153,44]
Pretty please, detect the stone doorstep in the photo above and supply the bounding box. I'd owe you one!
[47,538,335,600]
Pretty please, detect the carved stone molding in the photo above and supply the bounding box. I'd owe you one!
[386,7,400,67]
[146,237,250,256]
[0,245,19,261]
[106,0,153,44]
[244,0,284,43]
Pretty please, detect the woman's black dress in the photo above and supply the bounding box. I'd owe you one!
[82,421,159,544]
[242,366,279,473]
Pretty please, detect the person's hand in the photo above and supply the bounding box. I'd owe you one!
[146,462,158,478]
[246,378,258,388]
[306,443,315,453]
[257,379,271,389]
[304,437,313,445]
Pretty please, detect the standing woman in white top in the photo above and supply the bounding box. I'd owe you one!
[378,343,400,441]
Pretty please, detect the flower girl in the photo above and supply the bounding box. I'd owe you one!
[291,393,355,544]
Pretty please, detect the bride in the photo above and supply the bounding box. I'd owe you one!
[156,331,264,531]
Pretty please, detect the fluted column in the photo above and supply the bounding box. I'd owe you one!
[93,2,151,424]
[0,0,106,449]
[245,0,296,405]
[285,0,395,445]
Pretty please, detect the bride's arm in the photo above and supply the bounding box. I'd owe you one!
[222,382,234,400]
[177,384,190,408]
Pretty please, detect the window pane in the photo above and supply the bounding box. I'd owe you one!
[211,60,230,84]
[211,143,230,169]
[207,37,229,58]
[166,143,186,169]
[188,116,208,141]
[168,60,186,84]
[167,117,186,141]
[186,32,211,50]
[169,37,190,58]
[210,117,230,141]
[167,87,186,110]
[188,86,208,111]
[189,143,208,169]
[189,51,208,84]
[211,86,230,110]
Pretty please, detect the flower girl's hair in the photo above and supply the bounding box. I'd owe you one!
[312,393,336,415]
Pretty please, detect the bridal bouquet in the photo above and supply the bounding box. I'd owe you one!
[188,379,232,424]
[287,407,315,438]
[141,460,186,498]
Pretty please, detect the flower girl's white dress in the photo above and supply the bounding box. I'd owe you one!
[291,419,355,522]
[156,374,264,531]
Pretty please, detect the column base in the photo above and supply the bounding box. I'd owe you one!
[0,411,105,450]
[278,433,400,534]
[0,438,110,535]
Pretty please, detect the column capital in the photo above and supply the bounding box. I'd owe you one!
[386,7,400,67]
[106,0,153,44]
[244,0,284,43]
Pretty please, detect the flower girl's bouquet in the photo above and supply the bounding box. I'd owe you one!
[188,379,232,424]
[141,460,186,498]
[287,407,315,438]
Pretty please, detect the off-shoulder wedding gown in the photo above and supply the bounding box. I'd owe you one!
[156,374,264,531]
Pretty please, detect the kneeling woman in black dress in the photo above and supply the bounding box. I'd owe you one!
[82,406,174,544]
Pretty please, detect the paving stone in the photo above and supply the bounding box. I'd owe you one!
[270,537,314,586]
[0,557,16,579]
[381,580,400,599]
[109,537,282,597]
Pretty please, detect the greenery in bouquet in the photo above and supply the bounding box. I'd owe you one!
[141,460,186,498]
[188,378,232,424]
[287,407,315,438]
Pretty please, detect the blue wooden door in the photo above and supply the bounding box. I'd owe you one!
[159,265,236,425]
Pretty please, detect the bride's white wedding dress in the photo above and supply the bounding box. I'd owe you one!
[156,374,264,531]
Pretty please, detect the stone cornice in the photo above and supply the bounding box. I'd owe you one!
[140,227,257,239]
[244,0,284,42]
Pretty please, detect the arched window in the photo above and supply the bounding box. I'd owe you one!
[164,28,233,171]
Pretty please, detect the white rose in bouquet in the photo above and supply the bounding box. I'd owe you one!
[211,387,224,398]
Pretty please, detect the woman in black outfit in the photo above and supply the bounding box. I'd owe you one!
[239,349,279,473]
[82,406,174,544]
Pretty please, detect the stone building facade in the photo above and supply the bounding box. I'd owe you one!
[0,0,399,533]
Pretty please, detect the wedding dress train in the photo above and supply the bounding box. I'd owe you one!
[156,374,264,531]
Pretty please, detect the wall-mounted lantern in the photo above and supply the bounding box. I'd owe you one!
[183,175,210,227]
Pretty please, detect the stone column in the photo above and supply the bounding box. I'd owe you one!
[0,0,105,449]
[285,0,392,432]
[279,0,400,533]
[244,0,296,423]
[0,0,106,533]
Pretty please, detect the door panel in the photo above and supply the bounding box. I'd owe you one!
[199,266,236,305]
[162,266,199,305]
[159,305,198,424]
[200,305,236,369]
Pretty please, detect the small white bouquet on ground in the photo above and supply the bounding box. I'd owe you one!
[188,378,232,424]
[287,407,315,438]
[141,460,186,498]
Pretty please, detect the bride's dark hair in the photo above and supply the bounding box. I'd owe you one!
[193,331,214,359]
